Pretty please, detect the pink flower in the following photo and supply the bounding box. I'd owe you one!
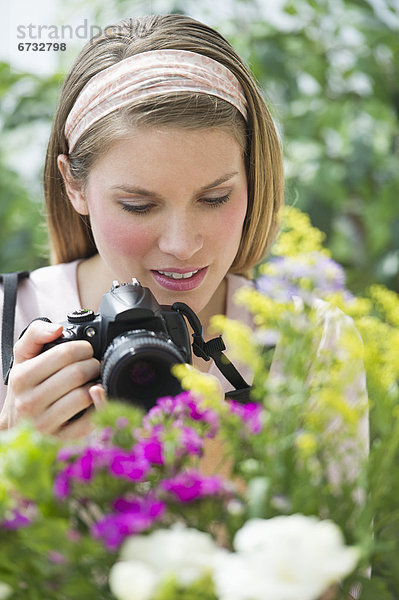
[160,470,227,503]
[54,466,72,499]
[178,426,203,456]
[48,551,67,565]
[110,450,150,481]
[116,417,130,429]
[54,446,151,499]
[144,392,219,437]
[228,401,264,434]
[1,500,36,530]
[135,435,164,465]
[92,495,165,551]
[1,510,31,530]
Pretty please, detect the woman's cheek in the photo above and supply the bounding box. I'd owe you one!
[219,196,247,247]
[92,212,155,257]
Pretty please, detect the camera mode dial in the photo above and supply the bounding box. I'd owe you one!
[67,309,96,323]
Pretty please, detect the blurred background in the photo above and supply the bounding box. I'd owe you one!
[0,0,398,295]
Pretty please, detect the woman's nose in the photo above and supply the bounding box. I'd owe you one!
[158,212,203,261]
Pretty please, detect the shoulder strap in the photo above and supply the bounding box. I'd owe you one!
[0,271,30,384]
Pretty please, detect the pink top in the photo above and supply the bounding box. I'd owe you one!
[0,261,254,409]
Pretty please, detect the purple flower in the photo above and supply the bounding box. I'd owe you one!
[178,426,203,456]
[48,551,67,565]
[91,513,132,551]
[97,426,113,444]
[116,417,130,430]
[113,496,164,519]
[67,529,81,543]
[57,446,82,462]
[1,499,36,530]
[1,510,31,530]
[135,433,164,465]
[160,470,226,503]
[228,401,264,435]
[54,448,99,498]
[187,402,219,438]
[76,449,96,481]
[54,446,151,499]
[110,450,150,481]
[256,252,351,304]
[54,466,73,499]
[144,392,219,437]
[92,495,165,551]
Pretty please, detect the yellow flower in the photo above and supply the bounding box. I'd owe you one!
[234,287,294,327]
[325,293,372,319]
[369,285,399,327]
[272,206,329,257]
[171,364,225,412]
[296,432,318,457]
[209,315,261,370]
[316,388,363,430]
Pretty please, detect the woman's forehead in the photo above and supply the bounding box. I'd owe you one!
[87,126,246,181]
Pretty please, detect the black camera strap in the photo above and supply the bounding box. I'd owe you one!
[172,301,252,402]
[1,271,30,384]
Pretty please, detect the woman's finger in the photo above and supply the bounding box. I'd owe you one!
[57,406,96,441]
[10,340,96,396]
[89,384,108,410]
[35,383,95,434]
[13,320,63,364]
[34,356,101,408]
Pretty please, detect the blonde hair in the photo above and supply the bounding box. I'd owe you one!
[44,14,284,277]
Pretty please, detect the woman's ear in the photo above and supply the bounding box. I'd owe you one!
[57,154,88,215]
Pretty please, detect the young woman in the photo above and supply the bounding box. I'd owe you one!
[0,15,284,438]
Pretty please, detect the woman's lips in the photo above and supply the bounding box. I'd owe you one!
[150,267,208,291]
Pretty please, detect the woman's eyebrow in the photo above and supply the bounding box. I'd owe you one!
[110,184,159,198]
[110,171,239,197]
[198,171,239,192]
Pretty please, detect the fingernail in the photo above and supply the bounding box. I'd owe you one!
[90,386,107,409]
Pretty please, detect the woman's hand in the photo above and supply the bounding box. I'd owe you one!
[0,320,106,439]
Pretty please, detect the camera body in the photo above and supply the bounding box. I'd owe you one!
[46,279,192,409]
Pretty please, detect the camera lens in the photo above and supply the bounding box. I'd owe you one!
[101,330,186,410]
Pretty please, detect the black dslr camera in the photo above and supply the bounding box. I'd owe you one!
[44,278,251,410]
[46,279,192,410]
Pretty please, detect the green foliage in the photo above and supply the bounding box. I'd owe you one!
[268,206,399,597]
[219,0,398,293]
[0,160,46,273]
[0,62,60,272]
[0,423,114,599]
[153,574,216,600]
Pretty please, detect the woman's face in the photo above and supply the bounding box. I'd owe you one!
[69,126,248,315]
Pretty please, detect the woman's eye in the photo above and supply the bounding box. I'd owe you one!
[201,193,231,207]
[121,203,153,215]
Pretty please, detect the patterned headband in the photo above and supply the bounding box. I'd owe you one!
[64,49,248,153]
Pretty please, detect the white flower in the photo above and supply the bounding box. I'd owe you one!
[120,524,225,586]
[0,582,12,600]
[109,524,226,599]
[108,560,157,600]
[213,514,360,600]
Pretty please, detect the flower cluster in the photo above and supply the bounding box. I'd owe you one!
[53,391,231,551]
[257,252,350,304]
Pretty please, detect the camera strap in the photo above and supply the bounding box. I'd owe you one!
[172,301,252,402]
[0,271,30,384]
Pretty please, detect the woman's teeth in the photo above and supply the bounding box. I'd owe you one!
[157,270,199,279]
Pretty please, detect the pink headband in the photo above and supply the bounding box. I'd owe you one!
[65,49,248,152]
